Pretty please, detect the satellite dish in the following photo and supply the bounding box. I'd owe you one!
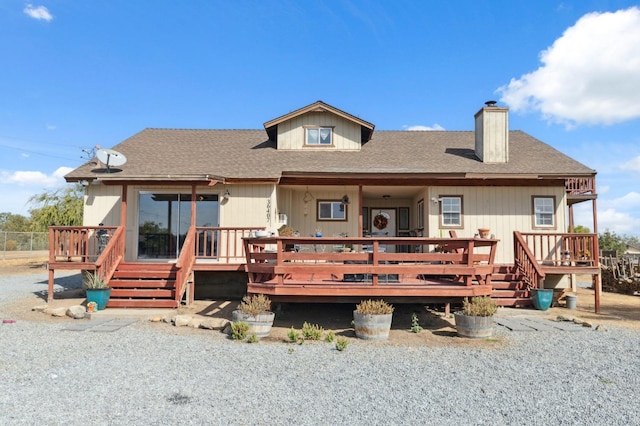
[96,149,127,173]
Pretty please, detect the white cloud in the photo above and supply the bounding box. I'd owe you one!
[620,155,640,172]
[403,124,445,131]
[574,191,640,236]
[497,7,640,127]
[596,208,640,235]
[0,167,73,187]
[23,4,53,21]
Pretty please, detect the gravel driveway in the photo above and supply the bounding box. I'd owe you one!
[1,271,639,425]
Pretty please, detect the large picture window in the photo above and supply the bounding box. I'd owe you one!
[440,196,463,227]
[305,127,333,145]
[533,196,555,228]
[317,200,347,221]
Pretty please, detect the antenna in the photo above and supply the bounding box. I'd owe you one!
[96,148,127,173]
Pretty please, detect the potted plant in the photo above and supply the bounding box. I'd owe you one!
[353,299,394,340]
[83,271,111,311]
[576,249,591,266]
[232,294,275,338]
[453,296,497,338]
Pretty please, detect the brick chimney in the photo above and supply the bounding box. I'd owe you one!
[474,101,509,163]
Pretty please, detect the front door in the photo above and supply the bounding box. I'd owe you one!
[370,209,396,253]
[137,192,218,260]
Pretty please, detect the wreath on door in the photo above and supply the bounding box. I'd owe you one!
[373,212,390,230]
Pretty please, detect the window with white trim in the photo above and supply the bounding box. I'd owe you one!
[317,200,347,221]
[533,197,555,227]
[306,127,333,145]
[440,196,462,227]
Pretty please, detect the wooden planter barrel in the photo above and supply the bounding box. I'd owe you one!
[353,311,393,340]
[232,310,275,338]
[453,312,494,338]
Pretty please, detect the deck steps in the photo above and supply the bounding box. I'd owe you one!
[490,265,532,307]
[107,262,179,309]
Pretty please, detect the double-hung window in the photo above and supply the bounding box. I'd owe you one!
[440,196,463,227]
[305,127,333,146]
[533,197,555,228]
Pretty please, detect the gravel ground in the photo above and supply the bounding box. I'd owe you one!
[1,272,640,425]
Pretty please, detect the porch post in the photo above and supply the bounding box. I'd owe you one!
[191,185,197,226]
[120,185,128,226]
[592,193,600,313]
[358,185,363,237]
[568,204,574,233]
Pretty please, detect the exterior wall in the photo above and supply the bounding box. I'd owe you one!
[426,185,567,263]
[83,184,122,226]
[276,112,361,151]
[280,186,359,237]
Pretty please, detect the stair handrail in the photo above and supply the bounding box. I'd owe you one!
[95,226,125,284]
[175,226,197,305]
[513,231,546,289]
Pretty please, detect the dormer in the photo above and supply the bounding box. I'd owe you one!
[263,101,375,151]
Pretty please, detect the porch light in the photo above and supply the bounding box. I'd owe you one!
[341,195,350,205]
[222,189,231,201]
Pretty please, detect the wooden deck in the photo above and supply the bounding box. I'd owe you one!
[243,236,498,301]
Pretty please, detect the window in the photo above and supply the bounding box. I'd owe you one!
[306,127,333,145]
[417,199,424,229]
[533,196,555,228]
[398,207,409,231]
[440,196,463,227]
[317,200,347,221]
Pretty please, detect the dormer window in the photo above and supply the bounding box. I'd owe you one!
[305,126,333,146]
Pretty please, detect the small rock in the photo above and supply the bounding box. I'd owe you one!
[50,307,68,317]
[66,305,86,319]
[200,318,230,330]
[556,314,576,322]
[187,318,203,328]
[149,317,163,323]
[173,315,192,327]
[32,305,48,312]
[572,318,584,325]
[595,324,608,332]
[581,321,593,328]
[2,319,16,324]
[164,316,174,324]
[222,324,232,335]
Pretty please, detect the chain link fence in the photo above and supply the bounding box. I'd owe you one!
[1,231,49,260]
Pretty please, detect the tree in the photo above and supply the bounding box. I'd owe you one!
[572,225,590,233]
[598,230,627,255]
[28,184,84,232]
[0,212,31,232]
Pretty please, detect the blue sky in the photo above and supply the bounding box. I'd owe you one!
[1,1,640,236]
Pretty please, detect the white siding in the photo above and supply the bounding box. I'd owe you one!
[277,112,361,150]
[427,186,567,263]
[83,184,121,226]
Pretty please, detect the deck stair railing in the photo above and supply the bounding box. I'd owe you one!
[519,232,598,267]
[513,231,546,289]
[565,177,595,195]
[175,226,197,304]
[94,226,125,284]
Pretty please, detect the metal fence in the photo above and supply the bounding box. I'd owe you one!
[1,231,49,260]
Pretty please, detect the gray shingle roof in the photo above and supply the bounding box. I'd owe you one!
[65,128,595,182]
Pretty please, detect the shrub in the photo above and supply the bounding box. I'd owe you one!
[301,322,324,340]
[247,333,258,343]
[287,327,300,343]
[461,296,498,317]
[335,337,349,351]
[231,321,249,340]
[83,271,109,289]
[355,299,394,315]
[325,330,335,343]
[410,313,423,333]
[238,294,271,316]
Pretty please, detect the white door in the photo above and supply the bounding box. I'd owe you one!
[370,209,396,253]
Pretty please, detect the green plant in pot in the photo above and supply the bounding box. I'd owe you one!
[232,294,275,339]
[83,271,111,311]
[353,299,394,341]
[453,296,497,338]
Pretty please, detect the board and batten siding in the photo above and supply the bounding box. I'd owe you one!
[427,186,567,264]
[276,112,362,150]
[83,184,122,227]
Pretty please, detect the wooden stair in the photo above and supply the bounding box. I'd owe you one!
[491,265,532,307]
[107,262,180,308]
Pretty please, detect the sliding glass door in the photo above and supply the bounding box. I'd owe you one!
[138,192,218,260]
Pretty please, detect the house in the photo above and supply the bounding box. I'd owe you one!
[52,101,601,311]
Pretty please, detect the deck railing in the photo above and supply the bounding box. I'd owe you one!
[49,226,119,263]
[519,232,599,267]
[175,226,197,304]
[565,177,595,195]
[513,231,546,289]
[243,236,499,288]
[195,227,265,263]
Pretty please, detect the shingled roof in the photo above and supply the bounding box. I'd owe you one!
[64,128,595,183]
